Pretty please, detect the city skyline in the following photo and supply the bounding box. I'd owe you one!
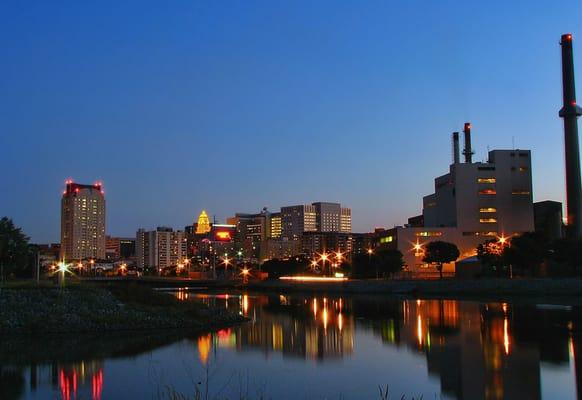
[2,2,581,243]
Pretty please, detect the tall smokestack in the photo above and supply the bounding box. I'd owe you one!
[559,33,582,238]
[452,132,460,164]
[462,123,473,163]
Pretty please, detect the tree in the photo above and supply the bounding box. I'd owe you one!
[261,256,309,279]
[477,239,509,277]
[423,241,460,279]
[549,238,582,276]
[502,232,547,276]
[375,248,405,278]
[351,249,404,279]
[0,217,32,279]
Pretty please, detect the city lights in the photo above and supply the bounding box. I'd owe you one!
[279,276,348,282]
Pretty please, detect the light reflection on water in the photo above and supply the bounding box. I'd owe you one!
[3,292,582,399]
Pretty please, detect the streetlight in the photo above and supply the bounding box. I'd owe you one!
[320,252,329,276]
[240,267,251,284]
[57,261,69,288]
[367,248,377,279]
[89,259,95,277]
[310,260,318,271]
[183,258,191,277]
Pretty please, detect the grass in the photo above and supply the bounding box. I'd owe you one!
[0,281,244,335]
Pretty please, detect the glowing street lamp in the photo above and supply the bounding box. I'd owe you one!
[310,260,318,270]
[320,252,329,276]
[221,257,232,276]
[57,261,69,287]
[183,258,191,276]
[240,267,251,284]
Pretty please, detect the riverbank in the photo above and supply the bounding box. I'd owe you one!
[247,278,582,298]
[0,283,245,335]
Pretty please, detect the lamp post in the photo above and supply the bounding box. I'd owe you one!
[321,252,329,276]
[57,261,68,289]
[183,258,191,277]
[367,248,376,279]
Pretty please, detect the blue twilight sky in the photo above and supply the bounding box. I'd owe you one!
[1,1,581,243]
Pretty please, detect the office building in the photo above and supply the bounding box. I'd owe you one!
[228,212,269,260]
[281,204,317,240]
[105,236,136,260]
[60,180,106,261]
[136,227,187,272]
[269,212,282,239]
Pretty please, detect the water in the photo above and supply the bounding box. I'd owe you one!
[2,291,582,400]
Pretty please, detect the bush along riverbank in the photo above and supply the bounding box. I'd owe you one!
[0,283,245,335]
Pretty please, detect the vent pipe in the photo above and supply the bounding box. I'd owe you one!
[462,122,474,163]
[452,132,460,164]
[559,33,582,238]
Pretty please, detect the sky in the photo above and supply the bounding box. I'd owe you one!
[1,1,581,243]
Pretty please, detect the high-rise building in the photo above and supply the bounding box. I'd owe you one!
[228,212,269,260]
[281,205,317,240]
[136,227,187,272]
[269,212,282,239]
[60,180,106,261]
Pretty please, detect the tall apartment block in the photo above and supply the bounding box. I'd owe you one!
[60,180,106,261]
[136,227,187,272]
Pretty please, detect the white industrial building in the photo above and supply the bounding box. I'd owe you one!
[377,124,534,277]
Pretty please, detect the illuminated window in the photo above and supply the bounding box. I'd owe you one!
[519,167,528,172]
[380,236,393,243]
[512,191,530,195]
[479,189,497,195]
[479,207,497,213]
[477,178,496,184]
[425,202,436,208]
[416,231,443,237]
[479,218,497,223]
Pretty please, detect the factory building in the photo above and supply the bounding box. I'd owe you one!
[377,124,535,277]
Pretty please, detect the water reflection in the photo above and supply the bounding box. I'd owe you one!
[185,293,582,399]
[191,293,354,361]
[3,294,582,399]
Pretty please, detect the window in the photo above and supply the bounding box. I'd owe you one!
[479,189,497,195]
[416,231,443,237]
[512,191,531,195]
[480,218,497,223]
[478,166,496,171]
[519,167,528,172]
[477,178,496,184]
[379,236,393,243]
[479,207,497,213]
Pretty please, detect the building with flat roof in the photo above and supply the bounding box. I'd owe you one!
[60,180,106,261]
[136,227,187,272]
[534,200,564,241]
[377,125,535,276]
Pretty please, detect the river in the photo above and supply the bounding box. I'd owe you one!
[2,290,581,399]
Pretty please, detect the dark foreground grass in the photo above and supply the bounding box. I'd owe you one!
[0,282,244,335]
